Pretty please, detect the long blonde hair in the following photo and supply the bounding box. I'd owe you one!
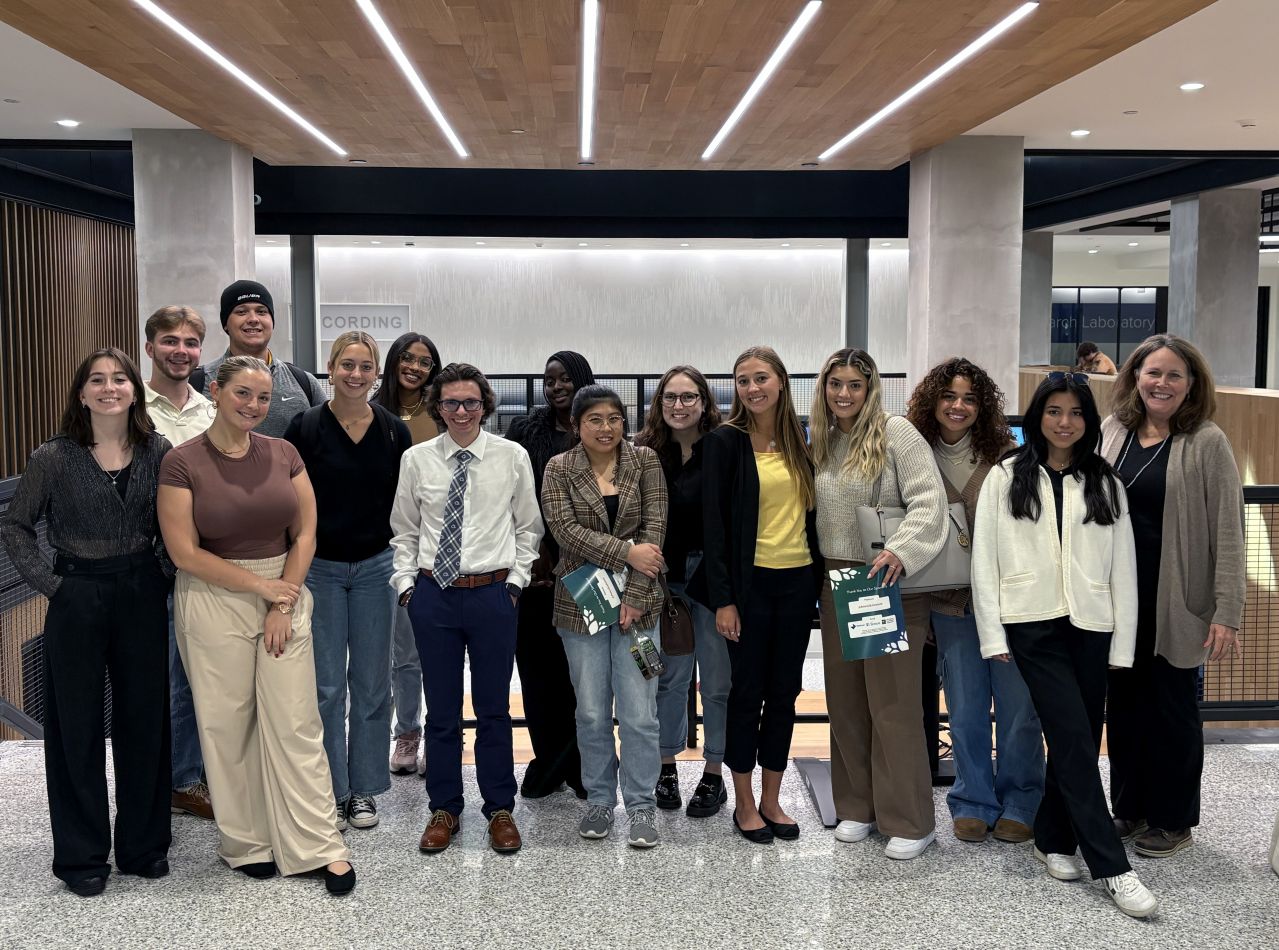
[810,348,887,482]
[725,345,815,510]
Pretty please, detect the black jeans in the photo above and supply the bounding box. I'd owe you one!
[1007,616,1130,880]
[724,566,814,774]
[43,554,171,886]
[514,585,582,795]
[1106,612,1202,830]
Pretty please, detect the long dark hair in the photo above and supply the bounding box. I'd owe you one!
[371,332,441,412]
[60,348,155,447]
[1007,375,1121,525]
[636,365,721,466]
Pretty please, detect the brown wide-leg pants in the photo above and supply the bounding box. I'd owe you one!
[175,554,351,875]
[819,557,936,839]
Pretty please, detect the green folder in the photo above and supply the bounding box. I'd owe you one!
[562,563,629,635]
[829,566,909,661]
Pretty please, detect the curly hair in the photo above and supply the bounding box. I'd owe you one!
[906,357,1014,465]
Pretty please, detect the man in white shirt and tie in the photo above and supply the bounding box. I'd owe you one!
[390,363,542,855]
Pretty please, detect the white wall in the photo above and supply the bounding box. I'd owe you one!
[868,248,909,372]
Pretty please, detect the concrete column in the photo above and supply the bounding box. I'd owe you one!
[290,235,319,372]
[1169,189,1261,387]
[133,130,256,369]
[907,135,1025,409]
[844,239,869,349]
[1020,231,1054,366]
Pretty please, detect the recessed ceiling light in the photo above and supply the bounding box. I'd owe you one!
[580,0,601,160]
[133,0,346,156]
[801,161,820,167]
[56,118,80,127]
[1070,129,1090,138]
[820,2,1039,160]
[679,243,690,247]
[1128,241,1140,247]
[577,160,595,167]
[578,242,589,247]
[1180,82,1205,92]
[880,241,893,247]
[781,243,791,248]
[1123,109,1139,116]
[1088,248,1100,254]
[348,158,368,164]
[475,241,486,246]
[371,240,382,245]
[510,128,527,134]
[702,1,823,160]
[265,239,277,244]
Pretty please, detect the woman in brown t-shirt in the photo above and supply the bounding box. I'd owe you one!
[157,355,355,896]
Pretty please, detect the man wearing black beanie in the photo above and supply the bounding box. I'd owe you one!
[193,279,325,437]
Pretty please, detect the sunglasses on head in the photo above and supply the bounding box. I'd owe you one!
[1047,372,1090,386]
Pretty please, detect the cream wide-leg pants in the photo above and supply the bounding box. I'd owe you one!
[175,553,351,875]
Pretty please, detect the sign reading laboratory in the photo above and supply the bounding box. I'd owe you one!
[318,303,410,368]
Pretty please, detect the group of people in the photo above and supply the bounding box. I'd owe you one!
[1,278,1246,921]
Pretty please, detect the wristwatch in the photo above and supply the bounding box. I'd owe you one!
[275,601,293,615]
[506,583,522,601]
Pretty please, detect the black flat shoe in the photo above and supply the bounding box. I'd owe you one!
[236,861,278,880]
[733,809,774,845]
[655,770,682,810]
[686,777,728,818]
[325,864,356,896]
[763,816,800,840]
[67,875,107,897]
[123,858,170,879]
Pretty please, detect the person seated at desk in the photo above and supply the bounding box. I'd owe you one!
[1075,342,1118,376]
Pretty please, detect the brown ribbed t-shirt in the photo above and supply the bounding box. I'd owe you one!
[160,432,305,559]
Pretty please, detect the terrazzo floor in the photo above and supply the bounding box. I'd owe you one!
[1,741,1277,950]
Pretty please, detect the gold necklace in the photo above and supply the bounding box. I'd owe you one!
[399,393,424,421]
[333,405,373,431]
[207,432,250,458]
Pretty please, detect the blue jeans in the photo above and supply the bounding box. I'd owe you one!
[933,608,1044,827]
[657,564,730,763]
[391,603,423,736]
[307,549,395,803]
[168,593,204,789]
[558,623,662,814]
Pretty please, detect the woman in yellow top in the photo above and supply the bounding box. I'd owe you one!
[702,346,822,844]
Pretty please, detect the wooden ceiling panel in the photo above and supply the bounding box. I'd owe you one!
[0,0,1217,169]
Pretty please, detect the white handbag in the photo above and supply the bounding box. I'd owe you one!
[854,469,972,593]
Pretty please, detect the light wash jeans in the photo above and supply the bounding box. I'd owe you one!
[168,593,204,789]
[933,608,1044,827]
[656,555,730,763]
[390,604,424,736]
[308,548,395,803]
[558,622,662,814]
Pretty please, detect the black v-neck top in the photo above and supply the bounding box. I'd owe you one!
[1115,430,1170,602]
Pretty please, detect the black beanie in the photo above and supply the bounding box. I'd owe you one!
[548,350,595,391]
[220,280,275,328]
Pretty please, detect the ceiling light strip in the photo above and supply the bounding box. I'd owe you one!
[702,1,822,161]
[355,0,468,159]
[819,1,1039,162]
[580,0,601,160]
[132,0,347,156]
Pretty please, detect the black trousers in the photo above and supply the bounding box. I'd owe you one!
[724,566,814,774]
[1007,617,1130,880]
[1107,610,1202,830]
[42,556,171,886]
[514,585,582,795]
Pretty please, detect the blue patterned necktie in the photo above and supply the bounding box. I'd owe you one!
[433,449,473,589]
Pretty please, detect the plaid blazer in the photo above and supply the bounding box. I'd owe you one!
[542,440,669,634]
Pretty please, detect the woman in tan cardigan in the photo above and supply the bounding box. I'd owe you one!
[1100,334,1245,860]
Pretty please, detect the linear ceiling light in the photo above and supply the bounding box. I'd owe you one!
[701,1,822,161]
[580,0,601,160]
[819,1,1039,162]
[355,0,468,159]
[132,0,346,156]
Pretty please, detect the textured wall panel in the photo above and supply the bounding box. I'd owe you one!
[868,249,909,374]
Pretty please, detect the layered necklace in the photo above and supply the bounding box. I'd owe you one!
[399,392,425,421]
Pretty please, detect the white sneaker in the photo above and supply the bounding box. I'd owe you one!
[1101,871,1158,918]
[884,832,935,860]
[834,820,875,843]
[1034,846,1082,881]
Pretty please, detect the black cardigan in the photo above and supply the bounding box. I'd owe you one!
[693,425,822,611]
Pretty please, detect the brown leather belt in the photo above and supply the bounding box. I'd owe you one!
[420,568,510,589]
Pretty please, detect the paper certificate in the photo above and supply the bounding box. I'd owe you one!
[562,563,630,634]
[829,566,909,660]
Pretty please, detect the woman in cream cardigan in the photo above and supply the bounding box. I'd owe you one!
[1099,334,1245,860]
[972,373,1153,919]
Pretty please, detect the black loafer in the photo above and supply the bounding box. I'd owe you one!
[236,861,278,880]
[733,809,774,845]
[325,864,356,896]
[655,770,682,810]
[686,778,728,818]
[122,858,170,879]
[764,817,800,840]
[67,875,107,898]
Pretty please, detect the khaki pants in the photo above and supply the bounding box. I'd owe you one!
[175,554,350,875]
[820,557,936,839]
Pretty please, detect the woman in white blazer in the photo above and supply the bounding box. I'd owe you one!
[971,373,1154,920]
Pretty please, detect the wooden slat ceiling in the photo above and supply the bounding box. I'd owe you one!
[0,0,1216,170]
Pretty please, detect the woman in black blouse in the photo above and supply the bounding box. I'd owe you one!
[2,348,173,897]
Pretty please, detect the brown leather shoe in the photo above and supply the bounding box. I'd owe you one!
[171,782,214,821]
[487,810,522,854]
[953,817,989,842]
[419,810,460,853]
[993,818,1033,844]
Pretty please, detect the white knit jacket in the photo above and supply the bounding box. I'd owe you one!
[971,459,1138,667]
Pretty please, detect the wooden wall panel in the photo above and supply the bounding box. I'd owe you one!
[0,199,138,479]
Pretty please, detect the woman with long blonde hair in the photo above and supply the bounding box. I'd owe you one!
[702,346,822,843]
[812,347,946,860]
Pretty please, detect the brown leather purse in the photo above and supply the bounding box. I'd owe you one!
[658,575,695,656]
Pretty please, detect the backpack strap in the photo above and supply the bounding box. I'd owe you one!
[285,362,322,406]
[189,366,207,395]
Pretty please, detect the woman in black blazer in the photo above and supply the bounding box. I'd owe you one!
[700,346,822,843]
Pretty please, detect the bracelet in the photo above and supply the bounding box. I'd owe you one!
[275,601,294,615]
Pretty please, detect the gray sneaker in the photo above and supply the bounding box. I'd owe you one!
[578,805,614,839]
[628,808,660,849]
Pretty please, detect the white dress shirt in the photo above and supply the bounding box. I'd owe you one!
[144,383,215,448]
[389,428,543,594]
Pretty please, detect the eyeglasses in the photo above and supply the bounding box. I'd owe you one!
[660,392,702,407]
[399,353,435,370]
[582,414,625,431]
[1047,372,1090,386]
[439,398,483,412]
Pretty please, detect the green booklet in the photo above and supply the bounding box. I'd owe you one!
[828,565,909,660]
[562,563,630,634]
